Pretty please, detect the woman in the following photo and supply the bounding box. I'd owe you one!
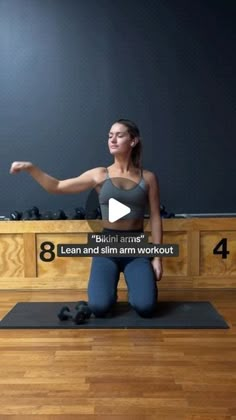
[10,118,163,317]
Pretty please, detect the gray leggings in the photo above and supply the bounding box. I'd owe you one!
[88,228,158,318]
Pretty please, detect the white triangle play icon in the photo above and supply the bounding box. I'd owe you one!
[108,198,131,223]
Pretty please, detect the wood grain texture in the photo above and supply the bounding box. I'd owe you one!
[0,234,24,277]
[0,218,236,289]
[0,289,235,418]
[200,232,236,276]
[24,233,37,277]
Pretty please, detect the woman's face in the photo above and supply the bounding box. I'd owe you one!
[108,123,133,155]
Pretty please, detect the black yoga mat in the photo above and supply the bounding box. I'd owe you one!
[0,301,229,329]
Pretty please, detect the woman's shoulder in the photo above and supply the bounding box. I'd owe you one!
[142,169,158,180]
[142,169,160,189]
[93,167,108,184]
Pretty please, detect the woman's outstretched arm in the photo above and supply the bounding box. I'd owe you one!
[9,161,98,194]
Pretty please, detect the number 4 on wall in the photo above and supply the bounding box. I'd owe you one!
[213,238,230,259]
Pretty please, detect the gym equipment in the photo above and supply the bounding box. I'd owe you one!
[160,205,175,219]
[67,207,86,220]
[52,209,67,220]
[30,206,40,220]
[41,209,67,220]
[22,207,40,220]
[57,306,73,321]
[85,206,102,220]
[10,206,40,221]
[75,300,88,306]
[85,209,98,219]
[9,210,22,220]
[40,210,54,220]
[75,301,92,320]
[57,302,92,324]
[22,210,32,220]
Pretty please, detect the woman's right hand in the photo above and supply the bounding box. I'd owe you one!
[9,161,33,174]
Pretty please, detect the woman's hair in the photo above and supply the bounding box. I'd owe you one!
[115,118,143,169]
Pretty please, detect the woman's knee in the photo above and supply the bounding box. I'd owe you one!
[134,301,158,317]
[88,297,116,317]
[131,293,158,318]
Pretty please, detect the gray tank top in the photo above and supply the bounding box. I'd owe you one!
[98,168,148,220]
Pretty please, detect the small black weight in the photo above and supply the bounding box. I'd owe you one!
[41,210,54,220]
[41,209,67,220]
[72,207,86,220]
[30,206,40,220]
[67,207,85,220]
[10,210,22,220]
[22,210,33,220]
[52,209,67,220]
[75,300,88,307]
[73,310,87,324]
[160,204,175,219]
[57,303,92,324]
[74,301,92,323]
[57,306,73,321]
[85,206,102,220]
[22,206,41,220]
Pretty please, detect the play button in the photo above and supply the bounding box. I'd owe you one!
[108,198,131,223]
[85,176,149,231]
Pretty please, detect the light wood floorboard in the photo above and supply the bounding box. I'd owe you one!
[0,289,235,419]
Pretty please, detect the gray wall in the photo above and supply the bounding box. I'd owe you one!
[1,0,235,216]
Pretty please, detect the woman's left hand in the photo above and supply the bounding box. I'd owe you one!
[151,257,163,282]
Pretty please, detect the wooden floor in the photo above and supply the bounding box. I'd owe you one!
[0,289,236,420]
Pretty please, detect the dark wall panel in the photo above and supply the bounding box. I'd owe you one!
[0,0,235,215]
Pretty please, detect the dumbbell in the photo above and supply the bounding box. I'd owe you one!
[30,206,41,220]
[41,210,54,220]
[52,209,67,220]
[10,210,22,220]
[160,205,175,219]
[41,209,67,220]
[85,206,102,220]
[74,301,92,324]
[57,306,73,321]
[67,207,86,220]
[22,206,41,220]
[160,205,168,217]
[57,302,92,324]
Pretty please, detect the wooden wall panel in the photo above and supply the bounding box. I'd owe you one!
[0,234,24,277]
[200,231,236,276]
[0,218,235,290]
[162,232,187,276]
